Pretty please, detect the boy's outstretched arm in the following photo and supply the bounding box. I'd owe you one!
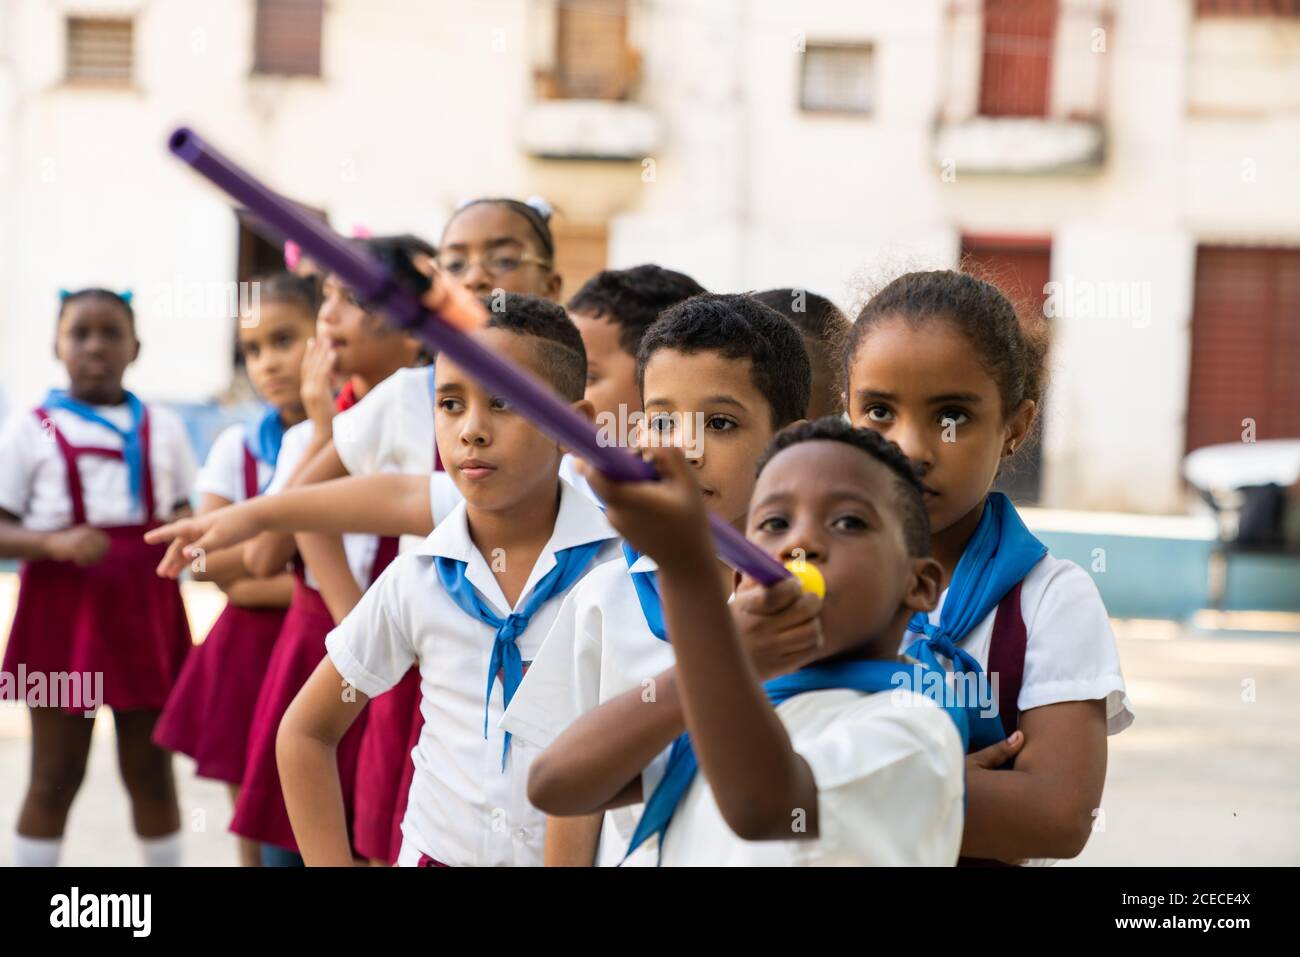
[145,472,433,578]
[576,449,821,842]
[277,656,370,866]
[528,666,686,816]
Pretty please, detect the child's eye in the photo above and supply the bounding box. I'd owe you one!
[865,405,893,423]
[243,344,260,360]
[438,398,463,413]
[756,515,789,533]
[705,415,736,432]
[648,413,675,434]
[490,396,511,412]
[831,514,868,532]
[938,409,969,427]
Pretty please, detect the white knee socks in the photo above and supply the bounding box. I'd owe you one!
[12,834,63,867]
[139,831,182,867]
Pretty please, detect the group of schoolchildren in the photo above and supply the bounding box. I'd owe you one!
[0,196,1133,867]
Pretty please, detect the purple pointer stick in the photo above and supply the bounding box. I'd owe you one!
[168,127,789,587]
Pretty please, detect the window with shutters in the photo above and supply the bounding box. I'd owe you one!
[800,44,875,115]
[65,17,133,84]
[1185,246,1300,453]
[253,0,324,77]
[538,0,638,100]
[978,0,1059,117]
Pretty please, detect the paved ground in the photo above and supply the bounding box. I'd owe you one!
[1,575,1297,866]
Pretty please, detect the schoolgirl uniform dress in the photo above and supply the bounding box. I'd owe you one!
[0,391,196,714]
[153,412,288,783]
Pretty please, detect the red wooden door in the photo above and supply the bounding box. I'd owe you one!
[1186,246,1300,452]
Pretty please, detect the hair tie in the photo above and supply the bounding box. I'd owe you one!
[58,288,73,301]
[524,195,553,221]
[119,289,133,305]
[284,240,302,271]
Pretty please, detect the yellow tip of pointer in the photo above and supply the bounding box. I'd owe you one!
[784,559,826,598]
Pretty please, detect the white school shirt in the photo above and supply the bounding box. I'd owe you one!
[902,553,1134,735]
[325,479,621,867]
[266,420,378,588]
[332,367,435,554]
[658,688,965,866]
[194,423,274,504]
[501,549,675,867]
[0,402,196,529]
[333,366,435,477]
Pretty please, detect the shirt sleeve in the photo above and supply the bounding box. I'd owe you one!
[333,370,406,476]
[325,555,417,698]
[194,425,247,502]
[428,471,464,526]
[263,420,315,497]
[151,406,198,510]
[0,412,37,518]
[499,581,606,748]
[1019,558,1134,734]
[791,696,965,866]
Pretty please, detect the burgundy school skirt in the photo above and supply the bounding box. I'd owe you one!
[230,577,369,852]
[1,525,191,714]
[153,603,287,784]
[352,667,422,863]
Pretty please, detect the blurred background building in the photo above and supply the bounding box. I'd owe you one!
[0,0,1297,519]
[2,1,1299,867]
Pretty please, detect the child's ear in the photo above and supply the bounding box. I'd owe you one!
[544,272,563,302]
[130,337,142,364]
[904,557,943,614]
[1003,399,1036,458]
[557,398,596,459]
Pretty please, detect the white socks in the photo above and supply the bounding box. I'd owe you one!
[13,831,182,866]
[139,831,182,867]
[12,834,63,867]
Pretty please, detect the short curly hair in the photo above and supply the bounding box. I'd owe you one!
[482,292,587,401]
[756,416,930,557]
[637,293,811,428]
[567,264,707,356]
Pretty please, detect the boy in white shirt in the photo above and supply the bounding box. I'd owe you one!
[501,294,812,865]
[529,418,967,866]
[272,295,622,866]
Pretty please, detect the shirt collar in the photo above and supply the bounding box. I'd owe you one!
[627,552,659,574]
[415,479,618,613]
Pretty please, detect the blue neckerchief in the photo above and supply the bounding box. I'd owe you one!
[904,492,1046,752]
[248,405,286,473]
[621,543,667,642]
[43,389,147,510]
[625,657,970,862]
[436,539,606,768]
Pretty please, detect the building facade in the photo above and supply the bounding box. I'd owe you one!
[1,0,1297,513]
